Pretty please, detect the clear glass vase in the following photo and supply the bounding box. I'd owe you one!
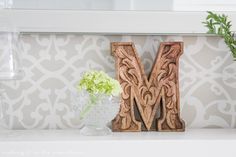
[0,31,24,80]
[0,30,24,129]
[73,90,120,136]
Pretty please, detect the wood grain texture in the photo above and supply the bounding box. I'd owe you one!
[111,42,185,132]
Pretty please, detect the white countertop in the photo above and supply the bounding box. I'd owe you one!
[0,129,236,157]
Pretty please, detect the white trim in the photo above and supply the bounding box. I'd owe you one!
[0,9,236,34]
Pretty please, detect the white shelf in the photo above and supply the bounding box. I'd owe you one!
[1,9,236,34]
[0,129,236,157]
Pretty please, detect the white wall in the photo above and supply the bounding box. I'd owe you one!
[0,0,172,10]
[173,0,236,11]
[1,0,236,11]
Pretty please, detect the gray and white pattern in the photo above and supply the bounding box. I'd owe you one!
[0,34,235,129]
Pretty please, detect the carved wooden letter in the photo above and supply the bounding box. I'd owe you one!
[111,42,185,132]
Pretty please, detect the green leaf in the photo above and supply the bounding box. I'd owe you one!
[203,11,236,60]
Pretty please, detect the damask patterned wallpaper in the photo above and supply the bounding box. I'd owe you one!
[0,34,235,129]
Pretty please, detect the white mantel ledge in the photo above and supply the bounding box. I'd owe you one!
[0,129,236,157]
[0,9,236,34]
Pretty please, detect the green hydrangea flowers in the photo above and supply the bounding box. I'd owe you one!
[77,70,122,119]
[77,70,122,96]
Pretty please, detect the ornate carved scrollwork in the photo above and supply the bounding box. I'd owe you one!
[111,42,185,132]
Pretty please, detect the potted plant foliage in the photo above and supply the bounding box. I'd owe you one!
[203,11,236,59]
[74,70,122,136]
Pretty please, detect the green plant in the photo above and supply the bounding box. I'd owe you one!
[77,70,122,119]
[77,70,121,96]
[203,11,236,59]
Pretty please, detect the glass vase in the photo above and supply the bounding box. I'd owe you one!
[0,30,24,129]
[0,31,24,80]
[73,90,120,136]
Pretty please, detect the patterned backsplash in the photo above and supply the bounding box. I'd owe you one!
[0,34,235,129]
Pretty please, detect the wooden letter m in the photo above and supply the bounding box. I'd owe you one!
[111,42,185,132]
